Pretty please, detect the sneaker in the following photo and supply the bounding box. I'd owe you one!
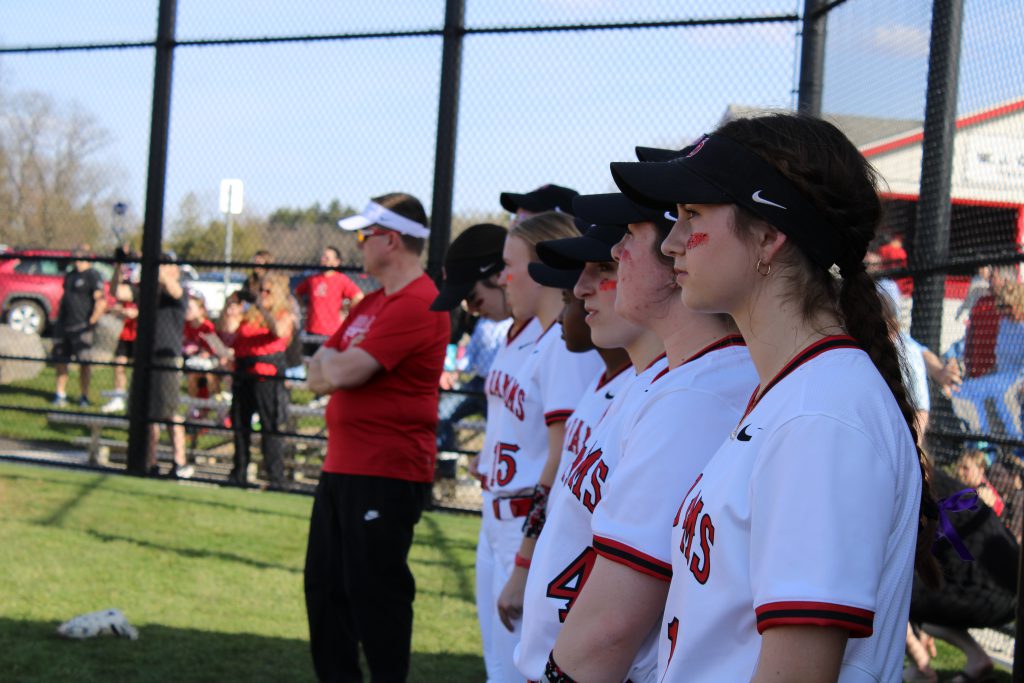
[147,465,160,477]
[78,396,92,408]
[52,394,68,407]
[101,396,126,413]
[172,464,195,480]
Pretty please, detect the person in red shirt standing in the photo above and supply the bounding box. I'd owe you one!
[305,192,450,683]
[228,273,295,488]
[295,246,365,357]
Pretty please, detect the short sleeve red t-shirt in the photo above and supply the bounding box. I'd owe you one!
[964,295,1001,378]
[183,319,216,355]
[296,272,363,336]
[322,274,450,482]
[119,303,138,342]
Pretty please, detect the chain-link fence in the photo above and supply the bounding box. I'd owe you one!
[1,0,1022,528]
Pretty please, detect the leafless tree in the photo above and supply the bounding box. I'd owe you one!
[0,90,113,248]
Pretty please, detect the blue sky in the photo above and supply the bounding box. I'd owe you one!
[0,0,1020,236]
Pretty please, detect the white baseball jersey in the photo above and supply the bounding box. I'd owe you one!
[553,363,635,491]
[483,321,603,496]
[516,337,755,682]
[480,316,543,497]
[658,336,921,683]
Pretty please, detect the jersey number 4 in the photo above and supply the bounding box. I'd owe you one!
[546,547,597,623]
[492,441,519,487]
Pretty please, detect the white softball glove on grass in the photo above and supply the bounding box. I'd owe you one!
[57,608,139,640]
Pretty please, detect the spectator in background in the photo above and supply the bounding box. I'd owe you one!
[305,192,449,683]
[904,467,1018,683]
[431,224,514,453]
[953,280,1024,439]
[52,244,106,407]
[244,249,274,298]
[436,314,511,452]
[877,233,907,268]
[146,255,191,479]
[183,292,219,425]
[228,273,295,488]
[101,281,138,414]
[956,447,1006,517]
[878,279,962,436]
[963,265,1015,379]
[500,183,578,226]
[113,241,141,284]
[295,246,364,357]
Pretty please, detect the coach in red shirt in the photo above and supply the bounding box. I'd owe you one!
[305,192,450,683]
[295,246,365,354]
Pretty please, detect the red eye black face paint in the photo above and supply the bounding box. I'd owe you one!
[686,232,709,250]
[598,279,617,292]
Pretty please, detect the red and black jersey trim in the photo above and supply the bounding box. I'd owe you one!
[650,334,747,384]
[755,601,874,638]
[593,535,672,581]
[643,352,667,372]
[595,362,633,391]
[545,409,574,426]
[739,335,860,425]
[507,317,536,344]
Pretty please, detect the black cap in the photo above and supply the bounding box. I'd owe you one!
[572,193,675,233]
[430,223,508,311]
[537,221,627,269]
[527,262,581,289]
[500,184,579,215]
[611,133,839,269]
[635,146,686,162]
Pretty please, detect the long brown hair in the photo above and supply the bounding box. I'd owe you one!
[243,273,291,326]
[718,113,941,587]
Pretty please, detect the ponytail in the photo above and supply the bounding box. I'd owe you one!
[839,270,941,588]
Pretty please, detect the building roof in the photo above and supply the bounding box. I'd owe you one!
[722,97,1024,155]
[721,104,920,148]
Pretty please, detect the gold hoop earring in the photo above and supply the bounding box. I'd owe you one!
[756,259,772,277]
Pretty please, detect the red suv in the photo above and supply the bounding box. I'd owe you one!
[0,248,111,335]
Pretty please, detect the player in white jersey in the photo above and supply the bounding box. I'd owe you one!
[483,212,603,682]
[612,113,940,682]
[518,194,756,683]
[525,253,633,489]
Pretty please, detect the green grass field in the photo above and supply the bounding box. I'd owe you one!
[0,461,483,682]
[0,458,1013,682]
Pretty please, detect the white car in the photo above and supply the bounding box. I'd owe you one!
[182,268,245,317]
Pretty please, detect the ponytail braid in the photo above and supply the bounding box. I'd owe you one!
[839,271,942,588]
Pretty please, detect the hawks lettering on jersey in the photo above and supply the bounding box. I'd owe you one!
[487,369,526,421]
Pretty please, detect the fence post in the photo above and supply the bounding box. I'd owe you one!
[908,0,963,356]
[797,0,827,117]
[126,0,178,475]
[427,0,466,280]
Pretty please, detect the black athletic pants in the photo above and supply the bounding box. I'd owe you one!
[304,472,430,683]
[230,373,288,487]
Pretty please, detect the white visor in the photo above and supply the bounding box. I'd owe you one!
[337,201,430,238]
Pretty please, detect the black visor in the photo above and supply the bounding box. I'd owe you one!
[527,262,581,289]
[611,133,838,269]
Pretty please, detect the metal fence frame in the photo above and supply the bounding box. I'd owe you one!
[4,2,1019,669]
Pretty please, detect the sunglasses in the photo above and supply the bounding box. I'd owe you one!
[356,228,392,244]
